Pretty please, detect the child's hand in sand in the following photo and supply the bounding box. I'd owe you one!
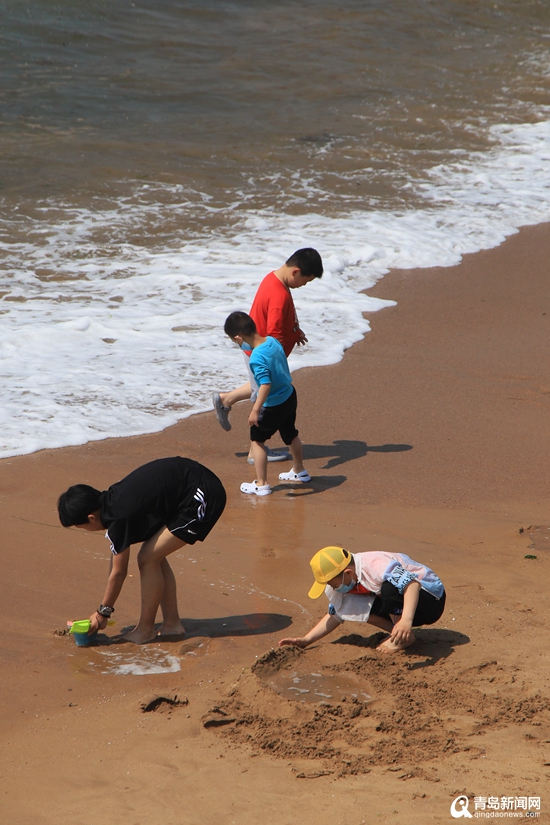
[278,637,309,649]
[279,615,340,649]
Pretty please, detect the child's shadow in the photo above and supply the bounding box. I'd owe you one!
[304,439,413,470]
[236,439,412,495]
[333,628,470,668]
[236,439,412,472]
[176,612,292,639]
[273,475,347,497]
[101,612,292,645]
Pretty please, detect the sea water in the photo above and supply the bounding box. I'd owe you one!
[263,668,371,704]
[96,648,181,676]
[1,1,549,458]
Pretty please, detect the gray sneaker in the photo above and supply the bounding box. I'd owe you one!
[247,447,290,464]
[212,392,231,431]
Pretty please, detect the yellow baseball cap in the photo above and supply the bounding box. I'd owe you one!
[308,546,352,599]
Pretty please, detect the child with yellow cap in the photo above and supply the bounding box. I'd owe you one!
[279,546,446,652]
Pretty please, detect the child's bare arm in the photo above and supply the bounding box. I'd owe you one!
[388,579,421,647]
[89,547,130,632]
[248,383,271,426]
[278,613,342,649]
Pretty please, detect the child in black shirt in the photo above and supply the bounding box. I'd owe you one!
[58,457,226,644]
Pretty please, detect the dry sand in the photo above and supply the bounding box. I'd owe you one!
[1,224,549,824]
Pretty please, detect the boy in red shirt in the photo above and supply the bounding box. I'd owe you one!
[213,248,323,461]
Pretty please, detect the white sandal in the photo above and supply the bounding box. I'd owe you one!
[240,481,272,496]
[278,469,311,483]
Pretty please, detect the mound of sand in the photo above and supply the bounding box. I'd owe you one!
[205,635,550,779]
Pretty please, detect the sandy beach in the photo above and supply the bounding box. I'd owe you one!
[1,224,549,824]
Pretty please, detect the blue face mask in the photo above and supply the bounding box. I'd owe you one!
[334,575,356,594]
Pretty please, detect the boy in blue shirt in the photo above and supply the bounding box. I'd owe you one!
[224,311,311,496]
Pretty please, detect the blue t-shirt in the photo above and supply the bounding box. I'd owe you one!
[249,336,294,407]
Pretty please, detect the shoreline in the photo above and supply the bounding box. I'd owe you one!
[1,212,545,465]
[1,223,549,824]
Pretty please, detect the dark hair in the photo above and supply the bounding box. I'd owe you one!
[285,247,323,279]
[57,484,102,527]
[224,311,257,339]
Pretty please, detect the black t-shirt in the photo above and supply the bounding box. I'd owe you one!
[99,457,215,554]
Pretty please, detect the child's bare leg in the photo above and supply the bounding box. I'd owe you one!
[219,383,260,461]
[288,436,305,474]
[220,382,251,408]
[220,385,286,460]
[124,529,186,644]
[251,441,268,487]
[367,613,394,633]
[158,558,184,636]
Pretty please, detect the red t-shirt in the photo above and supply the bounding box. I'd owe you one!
[249,271,301,357]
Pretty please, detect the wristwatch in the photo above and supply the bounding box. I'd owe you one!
[97,604,115,618]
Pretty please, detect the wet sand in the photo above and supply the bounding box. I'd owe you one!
[1,224,549,824]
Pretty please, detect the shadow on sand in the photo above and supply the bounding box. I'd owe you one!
[333,628,470,668]
[98,612,292,645]
[235,439,412,496]
[236,439,412,471]
[274,474,347,497]
[303,439,412,469]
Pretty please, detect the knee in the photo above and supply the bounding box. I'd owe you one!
[136,548,154,570]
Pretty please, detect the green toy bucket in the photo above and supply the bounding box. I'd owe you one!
[69,619,98,646]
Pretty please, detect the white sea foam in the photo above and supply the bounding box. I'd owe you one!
[97,649,181,676]
[0,118,549,458]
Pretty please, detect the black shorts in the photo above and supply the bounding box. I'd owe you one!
[370,581,446,627]
[167,470,226,545]
[250,387,298,446]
